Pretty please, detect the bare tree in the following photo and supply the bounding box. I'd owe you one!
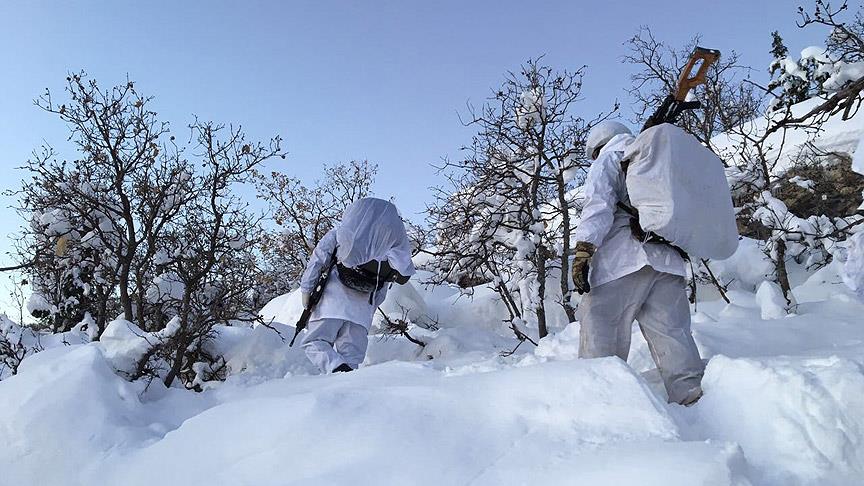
[624,26,761,151]
[33,74,170,323]
[5,273,28,328]
[428,59,613,340]
[134,121,283,388]
[7,74,289,389]
[253,160,376,302]
[9,73,204,334]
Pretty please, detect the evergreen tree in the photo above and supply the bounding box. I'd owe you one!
[768,31,809,108]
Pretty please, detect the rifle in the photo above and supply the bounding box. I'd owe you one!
[641,46,721,132]
[619,46,722,259]
[289,247,339,347]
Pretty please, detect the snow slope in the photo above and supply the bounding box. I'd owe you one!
[1,339,751,486]
[711,95,864,176]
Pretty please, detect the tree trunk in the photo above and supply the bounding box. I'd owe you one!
[555,171,576,322]
[163,295,191,388]
[135,274,147,331]
[536,252,548,340]
[118,263,133,322]
[775,238,793,305]
[94,296,108,341]
[163,338,187,388]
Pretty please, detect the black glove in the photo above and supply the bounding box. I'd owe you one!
[571,241,595,294]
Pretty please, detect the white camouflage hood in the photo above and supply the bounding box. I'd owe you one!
[335,197,416,277]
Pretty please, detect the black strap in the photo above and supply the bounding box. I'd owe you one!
[616,202,689,261]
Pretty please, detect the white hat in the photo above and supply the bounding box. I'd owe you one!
[586,120,632,160]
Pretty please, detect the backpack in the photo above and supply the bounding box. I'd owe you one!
[621,123,739,260]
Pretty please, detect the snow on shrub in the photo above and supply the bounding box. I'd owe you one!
[25,291,53,318]
[842,231,864,297]
[98,318,181,378]
[755,280,791,319]
[705,237,774,290]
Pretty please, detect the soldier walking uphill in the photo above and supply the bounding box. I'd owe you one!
[572,121,705,406]
[296,198,415,373]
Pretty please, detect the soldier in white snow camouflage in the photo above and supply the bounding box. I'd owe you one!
[298,198,415,373]
[572,120,705,406]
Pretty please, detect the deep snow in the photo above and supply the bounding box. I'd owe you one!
[1,257,863,486]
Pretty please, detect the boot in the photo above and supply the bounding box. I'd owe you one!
[332,363,354,373]
[678,386,703,407]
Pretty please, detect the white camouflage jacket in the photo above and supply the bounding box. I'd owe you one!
[572,134,687,288]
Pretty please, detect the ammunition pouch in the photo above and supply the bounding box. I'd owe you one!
[336,259,409,293]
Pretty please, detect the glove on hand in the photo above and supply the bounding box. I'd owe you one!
[301,292,311,309]
[571,241,596,295]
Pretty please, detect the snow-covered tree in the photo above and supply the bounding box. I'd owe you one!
[764,2,864,124]
[768,31,811,108]
[131,121,281,389]
[428,60,613,340]
[12,147,125,333]
[6,75,286,389]
[726,1,864,302]
[10,73,202,334]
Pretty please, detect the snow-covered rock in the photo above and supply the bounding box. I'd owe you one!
[854,135,864,175]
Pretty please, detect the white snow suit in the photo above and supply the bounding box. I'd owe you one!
[299,198,416,373]
[302,318,369,372]
[572,134,704,404]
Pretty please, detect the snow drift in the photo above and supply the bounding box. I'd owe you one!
[1,341,758,486]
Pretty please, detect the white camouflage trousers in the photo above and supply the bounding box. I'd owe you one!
[302,318,369,373]
[578,265,704,404]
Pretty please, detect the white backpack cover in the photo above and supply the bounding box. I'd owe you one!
[622,123,739,260]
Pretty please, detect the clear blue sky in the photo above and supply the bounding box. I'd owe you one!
[0,1,829,274]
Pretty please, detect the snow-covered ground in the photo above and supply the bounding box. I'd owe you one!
[1,257,863,486]
[3,89,864,486]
